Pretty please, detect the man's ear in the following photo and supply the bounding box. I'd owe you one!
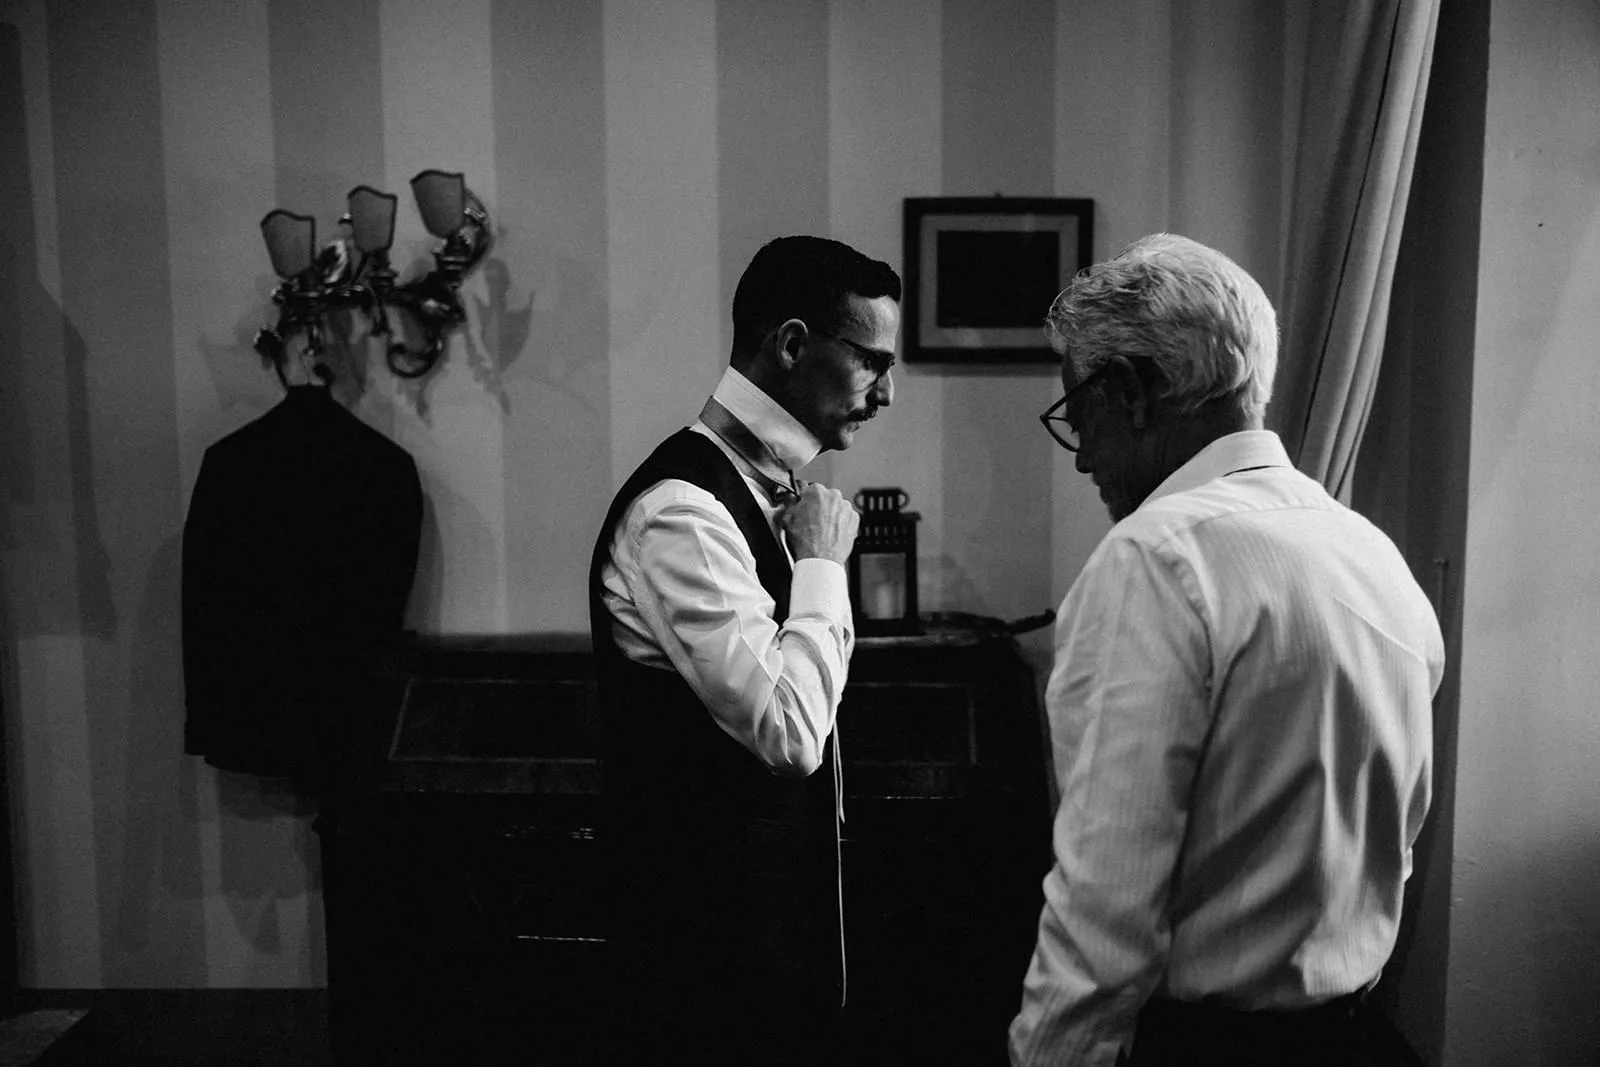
[773,318,808,371]
[1128,386,1150,431]
[1112,358,1152,431]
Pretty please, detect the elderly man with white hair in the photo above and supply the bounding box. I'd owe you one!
[1011,234,1444,1067]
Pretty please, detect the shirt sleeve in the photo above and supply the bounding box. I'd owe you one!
[617,483,853,778]
[1009,533,1212,1066]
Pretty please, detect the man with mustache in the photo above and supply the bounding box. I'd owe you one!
[1012,234,1442,1066]
[591,236,899,1065]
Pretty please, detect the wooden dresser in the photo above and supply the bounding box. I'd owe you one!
[321,619,1051,1065]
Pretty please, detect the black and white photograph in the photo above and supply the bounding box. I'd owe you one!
[0,1,1592,1065]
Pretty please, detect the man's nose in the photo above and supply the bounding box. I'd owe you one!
[1075,450,1093,475]
[870,369,894,407]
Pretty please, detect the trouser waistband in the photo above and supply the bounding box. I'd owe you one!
[1127,990,1374,1067]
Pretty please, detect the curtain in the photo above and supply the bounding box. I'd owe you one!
[1269,0,1440,502]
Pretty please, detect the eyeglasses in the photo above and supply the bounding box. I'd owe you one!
[814,331,897,378]
[1038,363,1112,453]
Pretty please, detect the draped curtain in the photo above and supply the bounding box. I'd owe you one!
[1269,0,1440,502]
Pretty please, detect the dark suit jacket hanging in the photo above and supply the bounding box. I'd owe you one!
[182,385,423,788]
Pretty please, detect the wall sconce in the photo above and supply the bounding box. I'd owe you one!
[848,488,921,637]
[254,169,491,380]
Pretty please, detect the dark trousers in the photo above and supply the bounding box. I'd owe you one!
[1125,992,1375,1067]
[611,922,842,1067]
[616,985,842,1067]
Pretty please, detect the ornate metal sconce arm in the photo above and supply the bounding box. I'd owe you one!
[375,192,492,378]
[254,176,492,382]
[254,270,334,387]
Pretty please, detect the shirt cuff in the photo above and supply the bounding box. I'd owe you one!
[789,557,851,624]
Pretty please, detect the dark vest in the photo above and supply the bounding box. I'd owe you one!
[589,429,841,1062]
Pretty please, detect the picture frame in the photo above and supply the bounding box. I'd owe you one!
[901,197,1094,364]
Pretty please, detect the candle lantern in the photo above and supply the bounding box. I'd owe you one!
[848,488,921,637]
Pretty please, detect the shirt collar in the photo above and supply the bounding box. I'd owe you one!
[710,367,822,472]
[1142,429,1293,509]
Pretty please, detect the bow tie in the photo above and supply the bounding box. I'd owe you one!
[699,398,798,503]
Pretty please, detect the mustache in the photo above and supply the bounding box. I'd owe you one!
[848,406,879,422]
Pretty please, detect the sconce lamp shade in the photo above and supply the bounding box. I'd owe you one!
[410,170,467,239]
[346,186,398,253]
[260,210,316,279]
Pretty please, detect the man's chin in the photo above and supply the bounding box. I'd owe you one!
[830,418,871,451]
[1098,484,1131,522]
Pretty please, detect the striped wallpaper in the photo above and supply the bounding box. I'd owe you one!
[1,0,1295,990]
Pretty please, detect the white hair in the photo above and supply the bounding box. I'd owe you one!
[1044,233,1278,422]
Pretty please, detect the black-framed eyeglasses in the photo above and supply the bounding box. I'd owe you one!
[1038,363,1113,452]
[814,331,897,378]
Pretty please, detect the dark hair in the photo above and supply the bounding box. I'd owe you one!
[731,236,901,356]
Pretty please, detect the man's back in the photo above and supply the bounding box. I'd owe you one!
[1079,457,1444,1005]
[1017,234,1434,1067]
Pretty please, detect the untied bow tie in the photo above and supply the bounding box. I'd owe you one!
[698,397,799,503]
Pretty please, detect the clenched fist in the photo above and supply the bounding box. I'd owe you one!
[779,482,859,564]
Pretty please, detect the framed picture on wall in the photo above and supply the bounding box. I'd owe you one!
[902,197,1094,364]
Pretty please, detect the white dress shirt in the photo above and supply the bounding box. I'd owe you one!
[1010,430,1444,1067]
[598,367,854,779]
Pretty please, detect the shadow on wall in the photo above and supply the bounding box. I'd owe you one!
[60,306,116,642]
[0,581,15,1009]
[508,250,608,417]
[464,254,533,414]
[1464,835,1600,1063]
[195,281,293,439]
[446,247,609,422]
[113,531,327,987]
[403,485,446,636]
[213,772,320,960]
[2,18,121,983]
[1531,836,1600,1061]
[109,534,205,986]
[0,279,113,640]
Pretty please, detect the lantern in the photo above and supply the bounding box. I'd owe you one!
[848,488,921,637]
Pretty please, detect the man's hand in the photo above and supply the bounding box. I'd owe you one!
[780,482,859,564]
